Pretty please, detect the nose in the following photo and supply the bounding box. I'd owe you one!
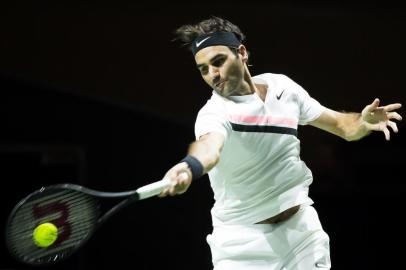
[208,66,220,84]
[208,65,220,78]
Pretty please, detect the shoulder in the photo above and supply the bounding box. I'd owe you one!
[254,72,292,82]
[253,73,299,90]
[254,73,304,96]
[197,91,227,115]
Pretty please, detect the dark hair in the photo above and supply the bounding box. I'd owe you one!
[174,16,246,52]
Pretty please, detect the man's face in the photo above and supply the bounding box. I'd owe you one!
[195,45,245,97]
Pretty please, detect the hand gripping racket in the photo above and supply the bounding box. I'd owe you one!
[4,178,171,266]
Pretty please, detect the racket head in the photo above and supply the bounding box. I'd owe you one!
[5,184,100,266]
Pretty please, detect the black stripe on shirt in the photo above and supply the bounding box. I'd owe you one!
[230,122,298,136]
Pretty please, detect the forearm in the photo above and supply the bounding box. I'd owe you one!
[311,109,370,141]
[186,132,224,174]
[335,112,370,141]
[159,133,224,197]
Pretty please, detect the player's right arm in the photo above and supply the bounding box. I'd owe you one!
[159,132,225,197]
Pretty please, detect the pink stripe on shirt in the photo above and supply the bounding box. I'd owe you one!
[229,115,298,127]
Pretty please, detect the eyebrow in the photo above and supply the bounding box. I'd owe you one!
[196,54,226,69]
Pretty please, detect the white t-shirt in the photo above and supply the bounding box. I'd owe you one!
[195,73,325,226]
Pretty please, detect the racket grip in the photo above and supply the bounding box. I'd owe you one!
[136,178,171,200]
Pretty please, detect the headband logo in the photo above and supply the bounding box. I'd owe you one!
[191,32,241,56]
[196,36,211,48]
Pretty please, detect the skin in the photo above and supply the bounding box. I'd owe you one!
[159,43,402,198]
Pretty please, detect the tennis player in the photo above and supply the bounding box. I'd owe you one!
[159,16,402,269]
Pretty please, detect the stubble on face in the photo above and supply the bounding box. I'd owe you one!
[196,46,248,98]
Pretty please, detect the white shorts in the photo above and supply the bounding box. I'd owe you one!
[206,205,331,270]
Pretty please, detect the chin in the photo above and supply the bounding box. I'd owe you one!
[215,90,226,97]
[223,87,238,97]
[217,89,230,98]
[215,84,234,97]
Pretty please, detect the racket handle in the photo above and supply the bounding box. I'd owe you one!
[136,178,171,200]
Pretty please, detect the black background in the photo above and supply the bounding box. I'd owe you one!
[1,1,405,269]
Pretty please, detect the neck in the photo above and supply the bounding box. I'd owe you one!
[242,64,256,94]
[243,64,267,101]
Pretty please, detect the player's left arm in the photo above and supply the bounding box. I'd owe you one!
[309,98,402,141]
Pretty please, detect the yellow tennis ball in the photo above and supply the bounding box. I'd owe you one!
[32,222,58,248]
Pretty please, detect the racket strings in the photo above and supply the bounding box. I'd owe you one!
[6,187,100,265]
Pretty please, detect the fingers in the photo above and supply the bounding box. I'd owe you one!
[367,100,402,114]
[369,122,391,141]
[167,172,190,195]
[381,103,402,112]
[375,103,402,140]
[158,166,192,198]
[365,121,397,141]
[383,127,390,141]
[387,112,402,121]
[387,120,398,133]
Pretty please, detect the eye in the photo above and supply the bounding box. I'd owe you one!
[198,66,208,75]
[212,57,226,67]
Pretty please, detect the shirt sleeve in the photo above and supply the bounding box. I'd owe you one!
[284,75,325,125]
[194,97,230,140]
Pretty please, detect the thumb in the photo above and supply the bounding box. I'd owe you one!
[178,171,188,180]
[178,171,191,184]
[366,98,380,113]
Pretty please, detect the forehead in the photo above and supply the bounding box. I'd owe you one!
[194,45,233,64]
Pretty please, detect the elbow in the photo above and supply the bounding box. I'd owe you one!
[206,150,221,172]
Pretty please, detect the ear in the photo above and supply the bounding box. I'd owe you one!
[237,45,249,62]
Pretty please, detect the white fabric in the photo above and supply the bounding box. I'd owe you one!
[206,205,331,270]
[195,73,325,226]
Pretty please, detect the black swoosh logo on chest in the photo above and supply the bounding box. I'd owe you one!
[276,89,285,100]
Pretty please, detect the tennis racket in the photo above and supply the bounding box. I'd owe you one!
[5,178,171,266]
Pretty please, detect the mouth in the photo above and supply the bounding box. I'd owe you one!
[215,80,227,90]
